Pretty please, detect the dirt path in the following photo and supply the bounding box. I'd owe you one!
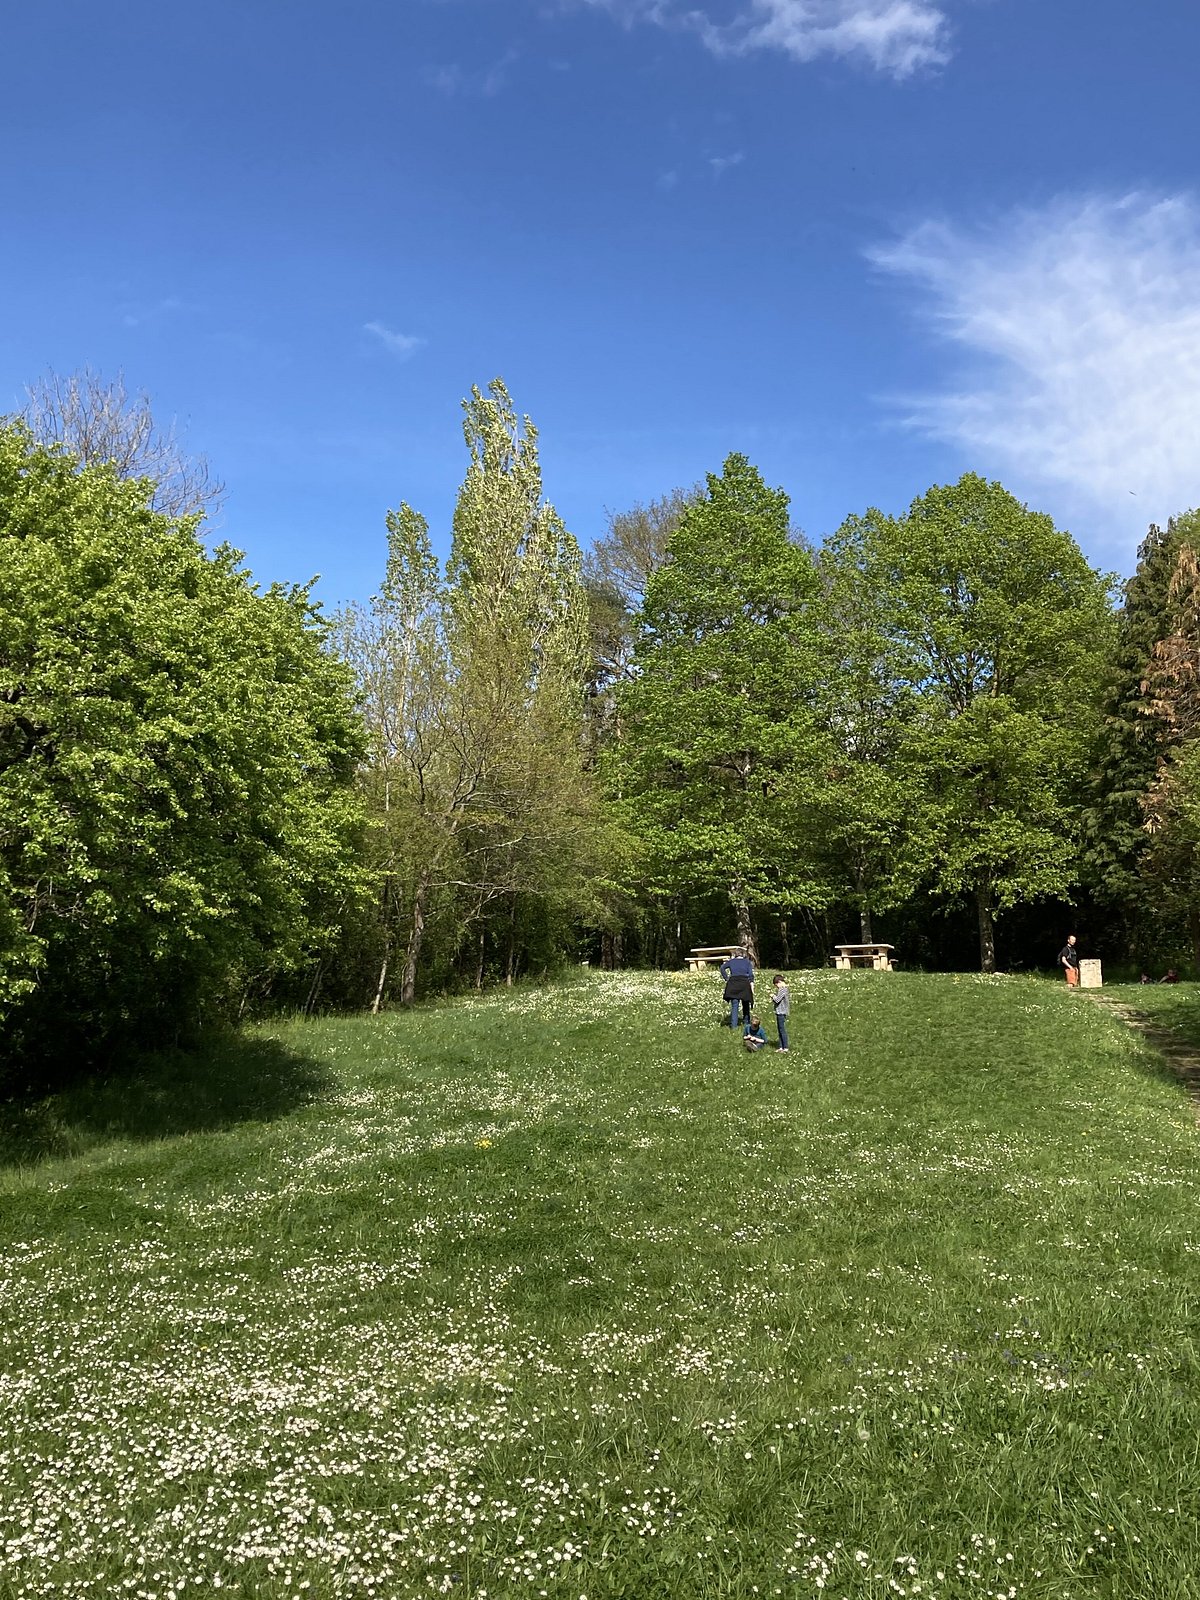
[1088,994,1200,1118]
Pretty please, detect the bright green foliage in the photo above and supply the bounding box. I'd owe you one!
[0,424,364,1072]
[813,513,919,939]
[334,503,449,1008]
[852,475,1114,969]
[614,455,831,952]
[338,381,615,1002]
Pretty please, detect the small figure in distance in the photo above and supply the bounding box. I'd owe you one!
[1160,968,1180,984]
[721,946,755,1031]
[1140,970,1153,985]
[771,974,790,1052]
[1059,933,1081,988]
[743,1014,768,1052]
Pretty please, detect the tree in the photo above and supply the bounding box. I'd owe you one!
[860,475,1114,971]
[334,504,450,1011]
[337,380,611,1005]
[582,487,699,742]
[0,422,363,1079]
[1139,531,1200,963]
[1081,516,1191,952]
[814,512,918,942]
[22,367,224,521]
[613,455,831,961]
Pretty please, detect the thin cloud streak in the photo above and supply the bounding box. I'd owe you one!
[870,193,1200,551]
[574,0,951,77]
[364,322,426,360]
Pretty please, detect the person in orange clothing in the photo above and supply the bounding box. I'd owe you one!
[1059,934,1081,986]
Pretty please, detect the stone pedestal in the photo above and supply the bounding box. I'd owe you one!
[1079,958,1103,989]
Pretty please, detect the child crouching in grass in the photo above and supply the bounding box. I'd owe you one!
[743,1015,768,1052]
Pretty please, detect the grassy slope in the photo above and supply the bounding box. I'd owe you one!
[0,971,1197,1600]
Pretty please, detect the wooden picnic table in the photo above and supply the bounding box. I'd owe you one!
[833,942,895,972]
[686,944,742,972]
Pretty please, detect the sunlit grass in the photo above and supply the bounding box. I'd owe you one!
[1,970,1197,1598]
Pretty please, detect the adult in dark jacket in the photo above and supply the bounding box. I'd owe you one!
[720,949,755,1030]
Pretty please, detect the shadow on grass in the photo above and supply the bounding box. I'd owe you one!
[0,1031,332,1170]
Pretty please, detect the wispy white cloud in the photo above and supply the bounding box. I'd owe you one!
[424,48,518,96]
[869,193,1200,548]
[574,0,951,78]
[121,295,187,329]
[709,151,745,178]
[364,322,426,361]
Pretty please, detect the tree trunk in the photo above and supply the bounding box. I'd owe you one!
[859,905,875,944]
[371,954,389,1015]
[504,904,518,988]
[976,883,997,973]
[1190,907,1200,973]
[474,927,486,992]
[399,869,432,1007]
[733,890,759,966]
[304,962,323,1017]
[779,917,792,969]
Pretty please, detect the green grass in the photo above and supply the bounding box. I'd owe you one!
[1107,979,1200,1049]
[1,970,1198,1599]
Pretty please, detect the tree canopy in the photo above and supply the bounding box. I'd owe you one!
[0,423,363,1079]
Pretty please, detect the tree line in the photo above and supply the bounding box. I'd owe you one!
[3,371,1200,1082]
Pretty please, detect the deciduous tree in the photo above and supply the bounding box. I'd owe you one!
[863,475,1114,971]
[614,455,831,961]
[0,423,362,1078]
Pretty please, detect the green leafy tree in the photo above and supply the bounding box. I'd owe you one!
[1140,535,1200,964]
[614,454,831,961]
[0,423,364,1077]
[814,512,918,942]
[338,381,611,1003]
[1082,515,1196,955]
[862,475,1114,971]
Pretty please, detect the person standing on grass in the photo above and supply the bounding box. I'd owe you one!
[771,974,790,1053]
[721,946,755,1030]
[1059,934,1081,987]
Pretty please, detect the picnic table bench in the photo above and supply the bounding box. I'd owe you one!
[686,944,741,972]
[833,942,895,972]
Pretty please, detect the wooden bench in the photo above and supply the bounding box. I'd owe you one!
[833,943,895,972]
[686,944,742,972]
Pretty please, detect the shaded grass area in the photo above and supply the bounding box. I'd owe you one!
[0,971,1198,1599]
[0,1032,331,1168]
[1106,979,1200,1050]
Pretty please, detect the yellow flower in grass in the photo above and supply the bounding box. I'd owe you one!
[475,1136,493,1149]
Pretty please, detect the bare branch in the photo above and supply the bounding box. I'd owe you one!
[22,366,225,522]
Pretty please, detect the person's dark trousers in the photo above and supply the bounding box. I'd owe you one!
[729,998,747,1029]
[776,1016,789,1050]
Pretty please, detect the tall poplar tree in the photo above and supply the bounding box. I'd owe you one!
[339,381,604,1003]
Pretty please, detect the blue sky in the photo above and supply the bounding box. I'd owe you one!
[4,0,1200,601]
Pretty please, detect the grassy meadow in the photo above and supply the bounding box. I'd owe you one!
[1,970,1198,1599]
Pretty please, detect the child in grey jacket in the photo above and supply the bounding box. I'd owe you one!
[771,975,790,1052]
